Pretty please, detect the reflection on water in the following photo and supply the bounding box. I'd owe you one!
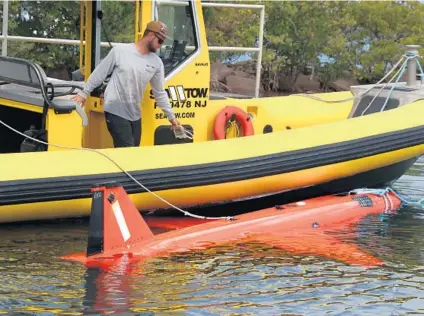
[2,158,424,314]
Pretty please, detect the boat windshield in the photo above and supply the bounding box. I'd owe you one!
[155,0,199,76]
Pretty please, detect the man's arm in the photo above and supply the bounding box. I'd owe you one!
[150,62,176,122]
[77,46,117,100]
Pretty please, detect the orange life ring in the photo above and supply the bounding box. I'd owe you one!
[213,106,254,140]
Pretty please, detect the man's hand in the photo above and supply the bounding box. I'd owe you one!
[72,95,87,107]
[170,118,181,130]
[170,118,189,139]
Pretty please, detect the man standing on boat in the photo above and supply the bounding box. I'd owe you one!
[72,21,180,148]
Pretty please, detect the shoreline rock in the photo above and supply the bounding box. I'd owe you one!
[210,60,359,97]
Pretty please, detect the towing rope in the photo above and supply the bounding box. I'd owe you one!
[0,118,231,221]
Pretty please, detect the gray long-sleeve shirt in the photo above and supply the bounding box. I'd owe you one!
[78,43,175,122]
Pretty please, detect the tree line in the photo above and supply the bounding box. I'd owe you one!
[2,1,424,92]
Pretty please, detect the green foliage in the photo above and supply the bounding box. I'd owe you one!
[99,1,135,59]
[7,1,81,76]
[204,0,260,67]
[344,1,424,82]
[3,1,134,79]
[205,0,424,91]
[3,1,424,88]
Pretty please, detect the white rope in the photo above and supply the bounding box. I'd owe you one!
[348,187,395,212]
[347,187,424,212]
[173,125,193,140]
[360,58,407,116]
[183,128,193,139]
[297,54,420,104]
[0,118,233,221]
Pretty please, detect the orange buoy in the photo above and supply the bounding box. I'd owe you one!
[213,106,254,140]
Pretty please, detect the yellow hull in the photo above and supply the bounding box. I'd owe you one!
[1,98,423,223]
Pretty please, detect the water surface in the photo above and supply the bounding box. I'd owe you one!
[1,158,424,315]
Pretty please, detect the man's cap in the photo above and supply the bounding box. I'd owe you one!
[145,21,171,41]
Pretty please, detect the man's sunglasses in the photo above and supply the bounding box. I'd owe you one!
[153,33,164,45]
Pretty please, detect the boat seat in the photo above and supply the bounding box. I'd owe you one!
[0,56,81,112]
[0,56,87,125]
[0,87,73,109]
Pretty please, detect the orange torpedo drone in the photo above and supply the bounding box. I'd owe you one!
[61,182,401,269]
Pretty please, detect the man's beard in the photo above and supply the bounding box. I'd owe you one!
[147,39,156,53]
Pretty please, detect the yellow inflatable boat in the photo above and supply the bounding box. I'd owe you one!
[0,53,423,223]
[1,0,424,223]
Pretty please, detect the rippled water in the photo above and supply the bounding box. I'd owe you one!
[2,159,424,315]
